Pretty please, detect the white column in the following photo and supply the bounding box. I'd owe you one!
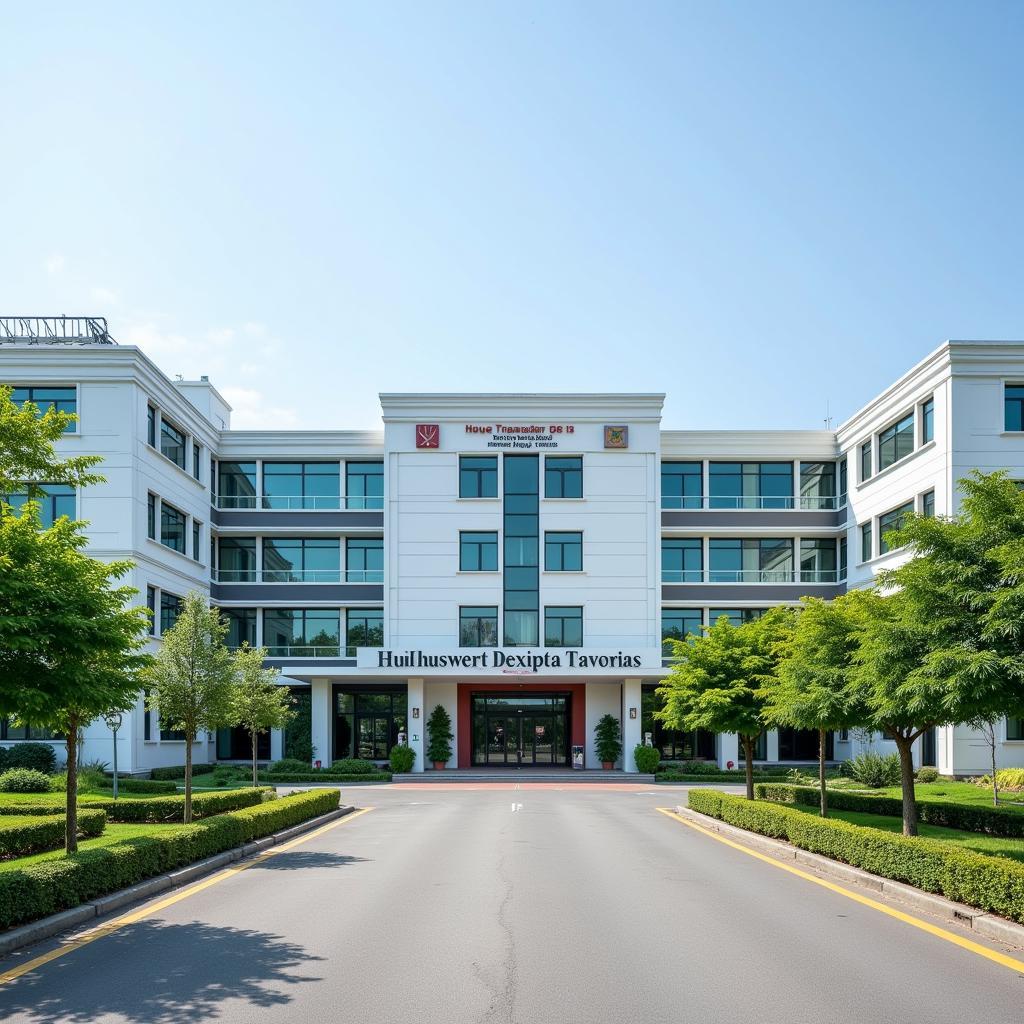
[717,731,739,770]
[270,727,283,762]
[407,677,425,773]
[310,677,331,769]
[621,678,642,772]
[766,729,780,763]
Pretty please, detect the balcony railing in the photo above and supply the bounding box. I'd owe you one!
[661,495,844,511]
[213,569,383,584]
[663,569,843,584]
[213,495,384,511]
[265,644,349,658]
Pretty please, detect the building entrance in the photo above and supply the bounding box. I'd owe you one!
[471,694,569,767]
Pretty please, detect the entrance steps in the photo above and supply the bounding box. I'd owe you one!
[392,770,656,783]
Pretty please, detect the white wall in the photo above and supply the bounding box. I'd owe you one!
[585,682,622,769]
[423,681,458,769]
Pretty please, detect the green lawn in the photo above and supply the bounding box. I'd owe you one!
[0,791,169,807]
[0,822,185,872]
[872,781,1024,811]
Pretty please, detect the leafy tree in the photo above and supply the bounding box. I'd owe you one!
[232,643,294,786]
[426,704,454,766]
[143,592,237,821]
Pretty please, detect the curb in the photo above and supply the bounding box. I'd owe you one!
[0,805,355,959]
[673,804,1024,950]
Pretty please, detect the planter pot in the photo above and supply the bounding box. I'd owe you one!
[602,761,614,770]
[433,761,446,771]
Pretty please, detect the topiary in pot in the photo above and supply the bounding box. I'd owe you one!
[426,704,454,769]
[594,714,622,769]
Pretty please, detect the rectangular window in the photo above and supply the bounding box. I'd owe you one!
[709,462,793,510]
[1007,718,1024,741]
[346,537,384,582]
[459,606,498,647]
[147,404,156,447]
[545,456,582,499]
[799,462,836,510]
[922,489,936,518]
[144,690,151,741]
[662,609,703,652]
[1006,385,1024,432]
[839,536,848,579]
[544,606,583,647]
[661,538,703,583]
[800,538,837,582]
[0,720,57,741]
[708,538,793,583]
[217,462,257,509]
[146,586,157,636]
[160,418,186,469]
[459,456,498,498]
[263,537,341,582]
[192,521,202,562]
[460,531,498,572]
[709,608,765,627]
[860,441,872,482]
[147,493,156,539]
[921,397,934,444]
[160,723,187,742]
[661,462,703,509]
[861,521,873,561]
[220,608,257,649]
[264,462,341,510]
[3,483,75,527]
[160,501,186,553]
[878,412,915,471]
[264,608,341,656]
[218,537,256,582]
[544,531,582,571]
[192,442,201,481]
[11,386,76,432]
[160,592,182,635]
[879,500,914,554]
[345,461,383,510]
[838,458,848,507]
[346,608,383,654]
[503,454,539,646]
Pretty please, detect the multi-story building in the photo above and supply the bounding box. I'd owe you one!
[3,320,1024,775]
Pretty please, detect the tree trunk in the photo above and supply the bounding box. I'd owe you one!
[184,732,193,825]
[991,730,999,807]
[252,730,259,788]
[65,714,79,855]
[742,736,754,800]
[819,727,828,818]
[893,733,918,837]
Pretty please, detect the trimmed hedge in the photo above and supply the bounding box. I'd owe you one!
[754,784,1024,838]
[0,810,107,858]
[85,788,272,824]
[0,789,340,930]
[0,743,58,775]
[0,803,64,817]
[0,769,51,793]
[689,789,1024,924]
[150,764,216,781]
[261,772,391,784]
[657,772,792,783]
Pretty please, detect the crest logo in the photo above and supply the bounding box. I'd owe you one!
[416,424,440,449]
[604,425,628,449]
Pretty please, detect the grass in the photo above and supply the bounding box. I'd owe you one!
[0,822,184,872]
[871,781,1024,811]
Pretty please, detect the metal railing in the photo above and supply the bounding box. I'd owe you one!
[663,569,843,584]
[213,495,384,511]
[0,316,116,345]
[213,569,383,584]
[661,495,844,511]
[264,644,360,658]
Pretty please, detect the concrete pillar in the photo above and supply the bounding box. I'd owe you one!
[407,678,425,773]
[621,678,642,772]
[310,677,331,769]
[766,729,780,764]
[717,731,739,770]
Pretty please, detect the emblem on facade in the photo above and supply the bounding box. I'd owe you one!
[604,425,628,449]
[416,424,440,449]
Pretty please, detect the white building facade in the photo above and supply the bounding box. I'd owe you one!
[2,330,1024,776]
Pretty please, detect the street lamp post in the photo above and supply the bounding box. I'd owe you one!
[104,712,123,799]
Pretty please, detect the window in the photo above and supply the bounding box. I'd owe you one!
[192,442,201,481]
[345,461,383,510]
[144,690,151,741]
[861,521,873,561]
[661,462,702,510]
[3,483,75,527]
[1007,718,1024,741]
[709,608,765,627]
[263,538,341,582]
[10,386,76,432]
[878,412,914,471]
[192,520,202,561]
[662,609,702,652]
[220,608,257,649]
[708,538,793,583]
[146,586,157,636]
[709,462,793,509]
[334,688,407,761]
[217,462,257,509]
[503,454,539,646]
[545,457,582,499]
[860,441,872,482]
[460,531,498,572]
[160,592,182,635]
[922,489,935,518]
[661,538,703,583]
[218,537,256,581]
[459,455,498,498]
[147,493,156,539]
[264,609,341,656]
[346,537,384,582]
[921,397,934,444]
[1006,385,1024,431]
[346,608,383,653]
[800,539,837,582]
[160,723,187,742]
[264,462,341,510]
[799,463,836,510]
[838,458,848,508]
[544,606,583,647]
[879,501,914,554]
[160,501,186,553]
[460,606,498,647]
[147,404,156,447]
[545,531,582,571]
[160,418,186,469]
[839,537,848,579]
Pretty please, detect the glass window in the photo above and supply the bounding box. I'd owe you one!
[459,456,497,498]
[346,608,383,653]
[460,531,498,572]
[838,458,848,507]
[147,493,156,539]
[861,521,873,561]
[217,462,257,509]
[192,442,201,481]
[800,539,837,582]
[160,501,186,553]
[661,462,702,509]
[263,538,341,582]
[708,538,793,582]
[146,586,157,636]
[921,397,934,444]
[345,461,383,510]
[709,462,793,509]
[220,608,257,649]
[346,538,384,582]
[878,412,915,471]
[460,606,498,647]
[544,606,583,647]
[545,531,583,571]
[264,609,341,656]
[879,501,914,554]
[10,386,76,432]
[192,520,202,561]
[160,592,182,635]
[860,441,872,482]
[1006,386,1024,432]
[662,538,703,583]
[218,537,256,581]
[799,463,836,510]
[662,609,702,653]
[839,537,848,579]
[264,462,341,510]
[147,404,156,447]
[504,455,538,645]
[922,489,935,518]
[1007,718,1024,741]
[160,418,186,469]
[3,483,75,527]
[545,457,582,499]
[709,608,765,627]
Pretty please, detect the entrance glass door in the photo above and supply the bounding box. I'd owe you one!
[472,695,569,767]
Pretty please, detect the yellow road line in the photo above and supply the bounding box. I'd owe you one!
[655,807,1024,975]
[0,806,375,987]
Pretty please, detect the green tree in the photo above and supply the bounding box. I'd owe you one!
[144,592,237,821]
[232,643,294,787]
[426,704,454,767]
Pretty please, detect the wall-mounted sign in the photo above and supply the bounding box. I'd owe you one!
[416,424,440,448]
[463,423,576,451]
[365,648,648,671]
[604,425,628,449]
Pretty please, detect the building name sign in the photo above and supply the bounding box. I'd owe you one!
[465,423,575,451]
[373,649,645,671]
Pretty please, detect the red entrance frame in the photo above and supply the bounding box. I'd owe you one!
[456,682,586,768]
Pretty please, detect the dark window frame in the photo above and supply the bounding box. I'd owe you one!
[661,461,703,510]
[544,456,583,499]
[345,461,383,510]
[459,606,498,647]
[661,538,703,583]
[460,530,499,572]
[459,455,498,499]
[159,500,187,553]
[544,531,582,572]
[543,606,583,648]
[160,417,187,470]
[159,591,182,635]
[879,500,914,555]
[921,396,935,444]
[10,385,77,433]
[1006,384,1024,432]
[877,412,915,472]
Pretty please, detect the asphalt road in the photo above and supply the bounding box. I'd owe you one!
[1,783,1024,1023]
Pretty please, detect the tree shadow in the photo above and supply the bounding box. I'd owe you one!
[0,919,323,1023]
[248,850,370,871]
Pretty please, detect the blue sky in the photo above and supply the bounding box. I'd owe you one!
[2,2,1022,429]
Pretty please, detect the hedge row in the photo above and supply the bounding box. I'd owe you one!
[84,788,272,823]
[688,789,1024,924]
[657,772,792,783]
[754,784,1024,838]
[149,764,217,781]
[0,789,341,930]
[260,772,391,784]
[0,803,64,817]
[0,810,107,859]
[101,779,179,795]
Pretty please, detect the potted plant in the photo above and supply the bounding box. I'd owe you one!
[594,714,622,770]
[426,704,454,770]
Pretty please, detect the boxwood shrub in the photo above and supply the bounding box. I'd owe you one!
[149,764,216,781]
[96,778,179,795]
[0,809,106,858]
[754,783,1024,838]
[0,743,58,775]
[261,772,391,784]
[84,788,273,824]
[330,758,378,774]
[689,788,1024,924]
[0,769,52,793]
[0,789,340,929]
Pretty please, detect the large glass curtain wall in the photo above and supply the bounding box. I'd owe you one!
[709,463,793,509]
[661,462,702,509]
[263,609,340,656]
[263,463,340,510]
[799,463,836,509]
[708,539,793,583]
[334,689,407,761]
[799,539,838,582]
[218,538,256,581]
[263,538,340,582]
[346,462,384,509]
[641,687,715,761]
[503,455,539,646]
[346,538,384,582]
[217,462,257,508]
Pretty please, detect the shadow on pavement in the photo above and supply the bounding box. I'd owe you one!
[248,851,370,871]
